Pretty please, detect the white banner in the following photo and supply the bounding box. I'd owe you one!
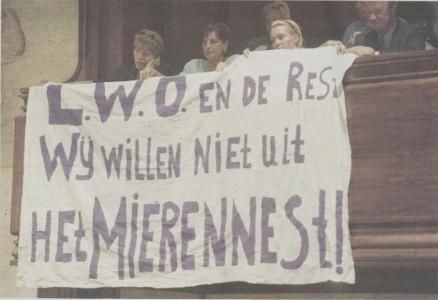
[18,48,356,288]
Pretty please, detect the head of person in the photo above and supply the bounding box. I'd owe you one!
[202,22,231,64]
[262,1,291,34]
[360,1,397,35]
[132,28,164,70]
[355,2,367,20]
[270,19,303,49]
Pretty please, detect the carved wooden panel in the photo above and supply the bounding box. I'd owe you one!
[10,115,25,235]
[344,49,438,269]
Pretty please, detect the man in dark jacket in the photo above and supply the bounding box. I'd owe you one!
[353,1,425,53]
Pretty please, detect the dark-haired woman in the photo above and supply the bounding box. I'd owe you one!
[182,22,238,74]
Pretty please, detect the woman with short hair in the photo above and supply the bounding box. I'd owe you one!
[181,22,239,74]
[112,28,170,81]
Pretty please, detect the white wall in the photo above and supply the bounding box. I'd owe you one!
[1,0,78,297]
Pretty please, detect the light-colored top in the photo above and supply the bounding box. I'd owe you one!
[181,54,239,74]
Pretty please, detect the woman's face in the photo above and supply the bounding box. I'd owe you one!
[202,31,228,63]
[270,24,299,49]
[133,44,155,70]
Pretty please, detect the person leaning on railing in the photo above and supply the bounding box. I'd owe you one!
[351,1,426,53]
[111,28,172,81]
[181,22,239,74]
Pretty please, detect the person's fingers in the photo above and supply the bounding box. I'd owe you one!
[342,43,347,52]
[364,47,375,55]
[139,69,149,80]
[140,67,163,80]
[149,69,160,77]
[322,40,347,54]
[335,41,346,54]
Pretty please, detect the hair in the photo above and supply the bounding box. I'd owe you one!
[387,1,398,10]
[355,2,367,19]
[271,19,303,48]
[202,22,232,43]
[133,28,164,58]
[262,1,291,19]
[358,1,398,12]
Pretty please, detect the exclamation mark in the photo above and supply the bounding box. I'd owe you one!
[335,190,343,275]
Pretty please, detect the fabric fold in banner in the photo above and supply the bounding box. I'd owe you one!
[18,47,356,288]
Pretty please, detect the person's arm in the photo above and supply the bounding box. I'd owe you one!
[320,40,375,57]
[405,26,427,51]
[139,68,163,80]
[180,60,195,75]
[342,23,356,44]
[320,40,347,54]
[345,46,376,56]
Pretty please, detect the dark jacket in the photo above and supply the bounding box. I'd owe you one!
[353,17,426,53]
[426,23,438,48]
[247,35,271,51]
[111,62,174,82]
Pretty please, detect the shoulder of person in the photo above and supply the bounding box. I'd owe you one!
[352,28,374,47]
[343,20,368,46]
[426,30,438,48]
[394,17,427,49]
[225,54,240,65]
[181,58,207,74]
[247,36,269,51]
[395,17,426,36]
[384,18,425,52]
[346,20,367,32]
[157,61,176,76]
